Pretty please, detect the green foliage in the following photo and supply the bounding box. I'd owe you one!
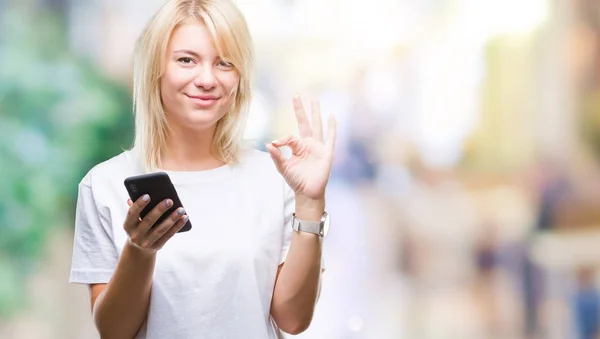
[0,7,134,317]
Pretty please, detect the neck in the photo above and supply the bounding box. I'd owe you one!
[160,123,225,171]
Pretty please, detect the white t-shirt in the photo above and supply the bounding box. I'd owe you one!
[69,148,296,339]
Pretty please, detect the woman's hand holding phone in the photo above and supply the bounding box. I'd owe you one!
[123,195,189,254]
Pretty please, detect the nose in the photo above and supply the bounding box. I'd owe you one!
[193,65,217,90]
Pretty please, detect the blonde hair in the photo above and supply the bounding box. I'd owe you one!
[132,0,254,171]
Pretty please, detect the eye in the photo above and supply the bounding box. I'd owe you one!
[217,59,234,68]
[177,57,195,65]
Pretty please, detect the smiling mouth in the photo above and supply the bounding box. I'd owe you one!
[186,94,220,107]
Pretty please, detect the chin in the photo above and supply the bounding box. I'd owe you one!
[185,119,219,132]
[184,111,223,130]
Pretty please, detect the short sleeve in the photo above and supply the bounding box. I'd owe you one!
[69,177,119,284]
[278,183,295,265]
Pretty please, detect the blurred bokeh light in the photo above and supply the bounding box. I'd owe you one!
[3,0,600,338]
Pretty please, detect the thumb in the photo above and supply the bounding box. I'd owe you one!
[266,142,287,174]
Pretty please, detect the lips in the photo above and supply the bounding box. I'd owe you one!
[186,94,220,108]
[187,94,219,100]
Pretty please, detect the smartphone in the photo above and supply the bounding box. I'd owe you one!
[124,172,192,232]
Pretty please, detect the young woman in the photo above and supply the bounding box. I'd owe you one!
[69,0,336,338]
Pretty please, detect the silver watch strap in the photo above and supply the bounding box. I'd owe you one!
[292,215,322,236]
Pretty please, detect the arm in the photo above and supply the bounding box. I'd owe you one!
[91,197,188,339]
[90,242,155,339]
[266,94,337,335]
[270,197,324,335]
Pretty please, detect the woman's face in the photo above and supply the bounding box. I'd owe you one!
[160,22,240,133]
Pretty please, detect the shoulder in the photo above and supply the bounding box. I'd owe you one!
[77,150,141,219]
[79,150,140,190]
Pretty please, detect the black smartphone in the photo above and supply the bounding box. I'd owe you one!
[124,172,192,232]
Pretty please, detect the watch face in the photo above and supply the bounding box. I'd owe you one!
[322,213,331,236]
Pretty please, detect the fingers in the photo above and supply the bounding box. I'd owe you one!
[293,95,325,143]
[311,100,323,142]
[266,142,287,174]
[137,199,173,234]
[124,194,150,233]
[326,114,337,155]
[293,94,312,138]
[271,135,299,147]
[153,214,189,249]
[125,195,187,252]
[145,207,187,246]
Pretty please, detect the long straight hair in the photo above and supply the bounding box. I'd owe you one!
[132,0,254,171]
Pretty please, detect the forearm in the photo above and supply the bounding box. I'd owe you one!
[271,196,324,334]
[93,241,156,339]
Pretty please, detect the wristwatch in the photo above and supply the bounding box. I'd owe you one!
[292,212,330,237]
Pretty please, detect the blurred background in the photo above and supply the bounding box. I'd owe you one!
[3,0,600,338]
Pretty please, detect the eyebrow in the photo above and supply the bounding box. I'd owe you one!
[173,49,201,59]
